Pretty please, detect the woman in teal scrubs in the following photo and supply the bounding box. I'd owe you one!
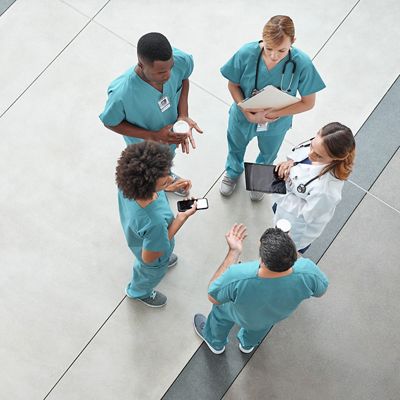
[115,142,196,307]
[219,15,326,201]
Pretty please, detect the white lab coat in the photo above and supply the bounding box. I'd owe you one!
[273,146,344,250]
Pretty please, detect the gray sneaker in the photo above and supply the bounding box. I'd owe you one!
[125,284,167,308]
[137,290,167,307]
[249,191,265,201]
[168,253,178,268]
[219,174,238,197]
[193,313,225,354]
[239,342,255,354]
[170,173,190,197]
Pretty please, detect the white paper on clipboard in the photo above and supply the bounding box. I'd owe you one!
[238,85,300,110]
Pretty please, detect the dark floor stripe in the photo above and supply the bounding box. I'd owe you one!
[0,0,16,16]
[161,74,400,400]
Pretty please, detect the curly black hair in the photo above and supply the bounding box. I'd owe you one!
[116,141,173,200]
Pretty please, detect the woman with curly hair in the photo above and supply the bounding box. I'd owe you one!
[273,122,356,253]
[116,141,195,307]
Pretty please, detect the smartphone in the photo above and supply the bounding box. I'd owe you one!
[177,198,209,212]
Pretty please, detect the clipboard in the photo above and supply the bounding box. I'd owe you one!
[244,162,286,194]
[238,85,300,110]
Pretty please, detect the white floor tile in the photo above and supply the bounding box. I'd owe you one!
[0,0,88,115]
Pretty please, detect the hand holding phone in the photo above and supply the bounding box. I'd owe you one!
[177,198,209,212]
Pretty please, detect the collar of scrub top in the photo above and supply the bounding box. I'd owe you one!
[253,41,297,96]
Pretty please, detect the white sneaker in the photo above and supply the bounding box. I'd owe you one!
[249,191,265,201]
[219,174,238,197]
[239,342,255,354]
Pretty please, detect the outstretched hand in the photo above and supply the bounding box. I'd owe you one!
[225,223,247,253]
[177,117,203,153]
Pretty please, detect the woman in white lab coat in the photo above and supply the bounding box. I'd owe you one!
[273,122,355,253]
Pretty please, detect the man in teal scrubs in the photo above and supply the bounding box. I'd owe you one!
[100,32,202,194]
[194,224,328,354]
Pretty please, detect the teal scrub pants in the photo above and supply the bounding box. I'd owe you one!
[225,118,288,180]
[203,304,273,349]
[126,259,169,299]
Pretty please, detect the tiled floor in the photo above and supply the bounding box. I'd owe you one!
[0,1,399,399]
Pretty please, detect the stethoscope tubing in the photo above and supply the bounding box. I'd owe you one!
[253,44,296,95]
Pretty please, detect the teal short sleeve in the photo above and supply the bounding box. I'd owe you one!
[220,50,243,84]
[208,265,244,304]
[297,62,326,97]
[183,54,194,79]
[297,259,329,297]
[311,268,329,297]
[99,95,125,127]
[173,49,194,80]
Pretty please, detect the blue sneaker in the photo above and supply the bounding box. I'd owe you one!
[193,314,225,354]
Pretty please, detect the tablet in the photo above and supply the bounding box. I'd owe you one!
[238,85,300,110]
[244,162,286,194]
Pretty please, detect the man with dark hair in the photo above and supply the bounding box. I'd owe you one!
[194,225,328,354]
[100,32,202,195]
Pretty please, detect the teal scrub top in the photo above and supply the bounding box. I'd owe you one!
[208,258,328,331]
[221,42,326,133]
[100,48,194,146]
[118,190,175,266]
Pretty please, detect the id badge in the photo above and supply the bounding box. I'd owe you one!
[256,123,268,132]
[158,96,171,112]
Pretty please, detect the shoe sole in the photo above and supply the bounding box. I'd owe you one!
[193,319,225,355]
[125,286,167,308]
[168,259,178,268]
[239,344,255,354]
[137,297,167,308]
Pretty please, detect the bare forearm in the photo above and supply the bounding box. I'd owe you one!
[105,121,156,140]
[178,79,189,118]
[208,249,241,287]
[167,214,188,240]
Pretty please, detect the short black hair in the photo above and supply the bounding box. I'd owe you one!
[259,228,297,272]
[137,32,172,63]
[115,141,173,200]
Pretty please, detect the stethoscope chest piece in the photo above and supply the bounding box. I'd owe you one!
[297,184,307,194]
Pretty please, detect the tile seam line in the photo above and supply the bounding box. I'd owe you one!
[0,0,16,17]
[311,0,362,61]
[0,0,113,121]
[42,296,127,400]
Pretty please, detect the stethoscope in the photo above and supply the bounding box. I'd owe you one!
[290,137,320,194]
[252,43,297,96]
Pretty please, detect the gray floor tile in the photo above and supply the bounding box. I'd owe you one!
[0,0,15,16]
[369,148,400,211]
